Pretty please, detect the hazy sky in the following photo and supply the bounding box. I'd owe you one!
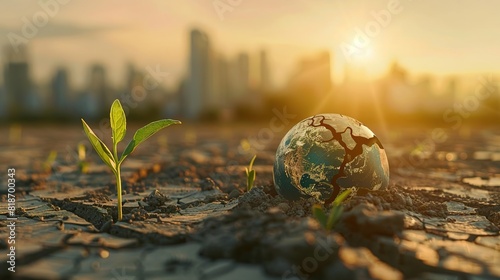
[0,0,499,89]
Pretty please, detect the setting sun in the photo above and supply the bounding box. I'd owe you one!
[350,45,374,64]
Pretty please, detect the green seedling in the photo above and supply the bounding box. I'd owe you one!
[77,143,89,174]
[245,155,257,191]
[81,99,181,220]
[43,150,58,173]
[312,188,352,230]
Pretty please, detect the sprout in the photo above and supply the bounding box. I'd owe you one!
[43,150,58,173]
[312,189,352,230]
[77,143,89,174]
[81,99,181,220]
[245,155,257,191]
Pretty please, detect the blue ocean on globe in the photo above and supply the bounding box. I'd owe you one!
[273,114,389,205]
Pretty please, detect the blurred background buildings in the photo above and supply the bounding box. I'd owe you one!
[1,27,498,125]
[0,0,499,125]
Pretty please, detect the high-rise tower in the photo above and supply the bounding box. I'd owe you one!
[185,29,211,120]
[3,45,31,119]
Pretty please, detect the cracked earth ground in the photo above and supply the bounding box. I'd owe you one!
[0,124,499,280]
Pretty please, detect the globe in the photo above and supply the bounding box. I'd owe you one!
[273,114,389,204]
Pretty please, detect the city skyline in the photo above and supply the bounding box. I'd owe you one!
[1,26,498,123]
[0,27,276,121]
[1,1,500,89]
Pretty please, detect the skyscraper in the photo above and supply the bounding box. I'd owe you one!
[236,52,250,97]
[259,49,271,90]
[185,29,211,120]
[3,45,31,119]
[89,63,109,113]
[208,53,229,110]
[288,51,331,96]
[51,68,70,117]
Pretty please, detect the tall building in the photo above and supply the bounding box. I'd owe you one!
[226,52,251,108]
[182,29,272,120]
[383,61,417,114]
[185,29,211,120]
[208,54,229,110]
[288,51,331,96]
[124,63,146,93]
[123,63,150,115]
[236,52,250,97]
[51,67,70,117]
[88,64,109,113]
[3,45,31,119]
[76,89,100,120]
[259,49,271,90]
[283,51,332,117]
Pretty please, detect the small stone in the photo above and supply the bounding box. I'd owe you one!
[405,196,413,207]
[143,189,170,208]
[267,207,282,215]
[199,177,218,191]
[239,188,267,208]
[277,203,290,213]
[98,249,109,259]
[394,193,405,206]
[160,204,179,214]
[229,189,241,199]
[343,204,404,236]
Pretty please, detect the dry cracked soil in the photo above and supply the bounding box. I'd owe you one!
[0,123,499,280]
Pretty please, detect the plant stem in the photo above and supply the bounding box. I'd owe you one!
[115,167,123,221]
[112,143,123,221]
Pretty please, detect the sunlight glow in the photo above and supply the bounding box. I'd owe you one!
[350,46,374,65]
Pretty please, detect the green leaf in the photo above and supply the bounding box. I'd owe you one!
[333,189,352,206]
[326,205,343,230]
[247,169,255,191]
[121,119,181,162]
[110,99,126,147]
[312,204,328,228]
[246,155,257,191]
[81,119,116,172]
[250,170,256,180]
[248,155,256,170]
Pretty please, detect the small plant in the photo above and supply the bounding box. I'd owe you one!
[245,155,257,191]
[77,143,89,174]
[81,99,181,220]
[312,188,352,230]
[43,150,58,173]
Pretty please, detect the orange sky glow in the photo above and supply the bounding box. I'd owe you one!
[0,0,499,89]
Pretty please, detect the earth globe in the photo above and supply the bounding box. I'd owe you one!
[273,114,389,205]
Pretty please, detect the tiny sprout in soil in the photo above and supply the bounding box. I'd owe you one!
[43,150,57,173]
[81,99,181,220]
[312,189,352,230]
[246,155,257,191]
[77,142,89,174]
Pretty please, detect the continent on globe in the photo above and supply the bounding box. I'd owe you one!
[273,114,389,205]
